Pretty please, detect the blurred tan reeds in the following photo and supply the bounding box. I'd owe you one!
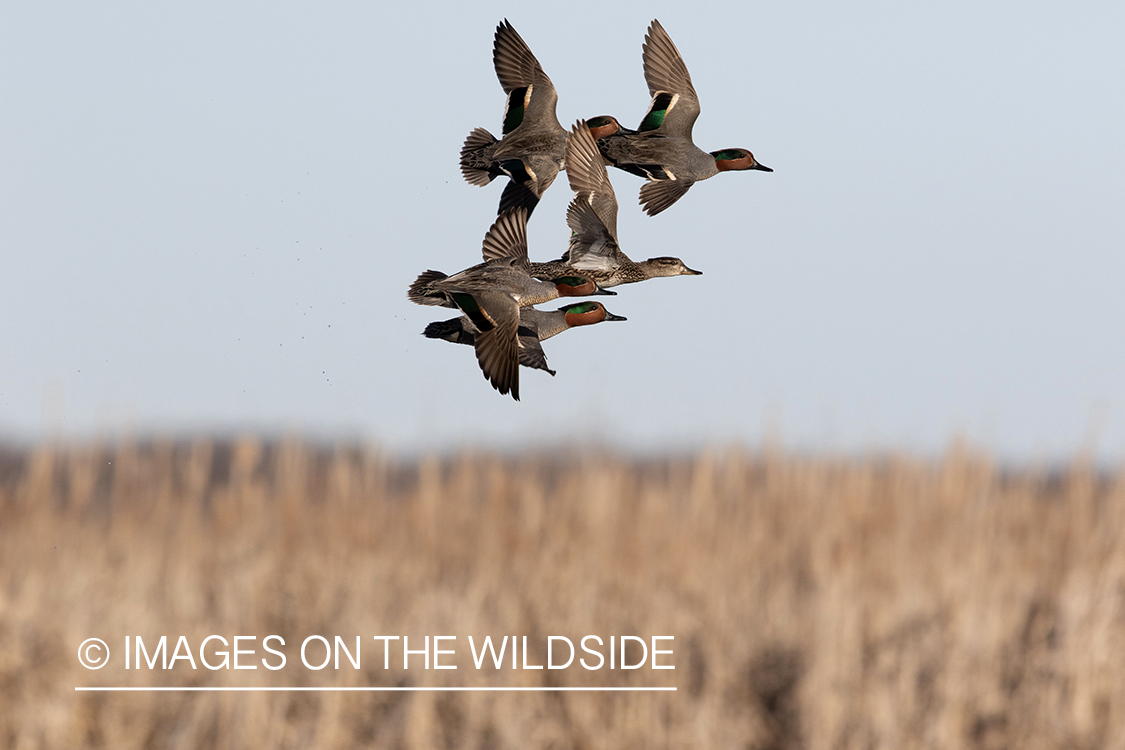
[2,437,1124,749]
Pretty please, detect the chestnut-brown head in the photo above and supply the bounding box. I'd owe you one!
[560,301,627,328]
[585,115,622,140]
[711,148,772,173]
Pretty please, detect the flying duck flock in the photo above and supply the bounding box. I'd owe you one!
[409,19,771,400]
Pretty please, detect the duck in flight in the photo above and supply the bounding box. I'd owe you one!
[586,19,772,216]
[459,20,568,218]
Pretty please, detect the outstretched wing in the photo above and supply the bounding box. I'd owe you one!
[464,290,521,400]
[565,121,619,240]
[480,207,530,265]
[517,333,555,376]
[639,20,701,139]
[498,180,540,217]
[639,178,696,216]
[564,198,628,269]
[493,20,559,132]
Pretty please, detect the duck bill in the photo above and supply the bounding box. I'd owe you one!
[604,312,628,322]
[592,285,617,296]
[682,266,703,276]
[752,163,773,172]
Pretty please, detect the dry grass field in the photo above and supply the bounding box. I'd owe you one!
[2,437,1124,749]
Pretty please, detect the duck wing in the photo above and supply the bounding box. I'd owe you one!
[456,289,521,400]
[424,315,553,376]
[639,176,696,216]
[498,180,540,217]
[639,19,701,140]
[564,198,629,270]
[493,20,559,134]
[516,330,555,376]
[565,121,619,240]
[480,207,530,266]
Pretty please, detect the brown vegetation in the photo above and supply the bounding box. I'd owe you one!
[2,437,1124,749]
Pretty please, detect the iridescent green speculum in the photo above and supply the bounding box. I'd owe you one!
[451,292,479,315]
[639,92,675,131]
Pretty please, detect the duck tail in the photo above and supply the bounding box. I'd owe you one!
[423,317,474,345]
[460,127,500,186]
[408,270,451,306]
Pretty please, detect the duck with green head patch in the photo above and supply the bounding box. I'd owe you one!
[407,208,613,400]
[528,120,704,288]
[459,20,568,219]
[423,301,626,377]
[585,20,772,216]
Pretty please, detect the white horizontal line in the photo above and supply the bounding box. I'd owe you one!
[75,686,676,692]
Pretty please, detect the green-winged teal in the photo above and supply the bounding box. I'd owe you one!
[586,20,772,216]
[424,301,626,376]
[460,20,568,218]
[407,208,613,400]
[528,120,703,288]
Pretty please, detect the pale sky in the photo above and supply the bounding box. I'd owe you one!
[2,1,1123,461]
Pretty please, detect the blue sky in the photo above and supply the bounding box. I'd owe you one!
[2,1,1123,461]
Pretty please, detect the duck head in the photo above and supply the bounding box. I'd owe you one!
[639,257,703,278]
[710,148,772,173]
[585,115,636,139]
[560,301,628,327]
